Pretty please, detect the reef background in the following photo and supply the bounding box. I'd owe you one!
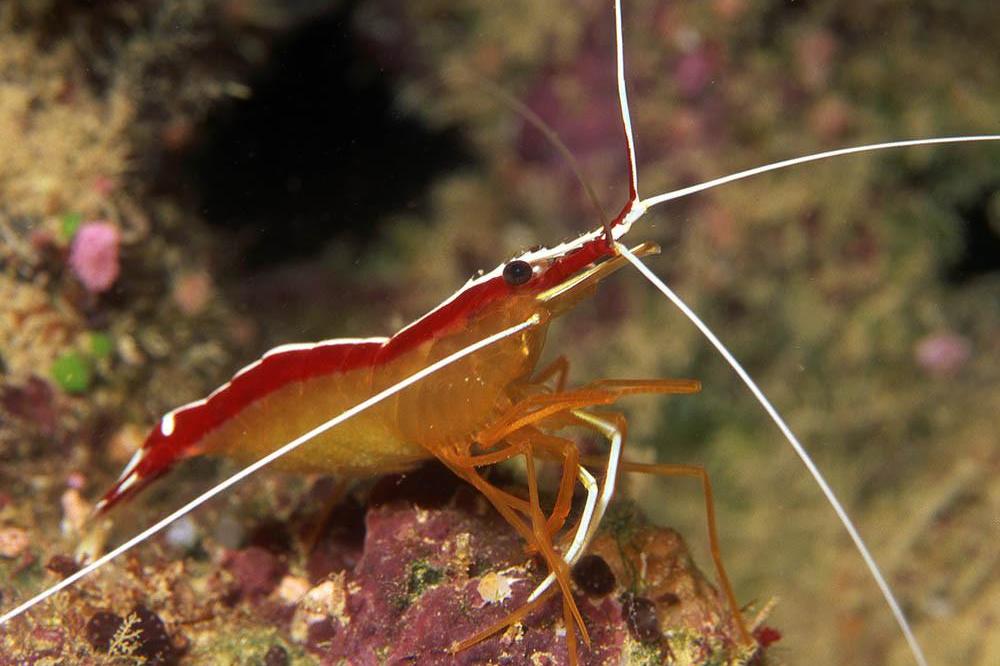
[1,0,997,664]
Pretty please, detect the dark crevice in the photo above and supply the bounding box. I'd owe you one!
[946,185,1000,284]
[183,1,468,271]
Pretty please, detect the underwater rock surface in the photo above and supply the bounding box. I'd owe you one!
[286,466,770,665]
[1,464,774,664]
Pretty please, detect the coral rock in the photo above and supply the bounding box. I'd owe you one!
[264,644,290,666]
[284,465,766,665]
[130,605,181,666]
[85,611,124,652]
[0,527,30,559]
[223,545,288,600]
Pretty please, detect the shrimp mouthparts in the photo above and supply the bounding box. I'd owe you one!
[539,241,659,310]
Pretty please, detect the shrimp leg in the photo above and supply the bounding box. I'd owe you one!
[452,378,698,655]
[522,410,624,606]
[486,428,583,538]
[446,430,596,661]
[476,378,699,448]
[579,453,752,645]
[524,446,582,664]
[530,354,570,392]
[439,452,589,645]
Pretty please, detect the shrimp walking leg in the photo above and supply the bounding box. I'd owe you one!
[585,377,702,396]
[476,390,622,446]
[524,447,583,664]
[451,435,596,660]
[523,410,623,606]
[502,428,597,562]
[450,436,573,529]
[583,455,752,645]
[493,428,582,538]
[438,452,589,646]
[476,378,699,448]
[530,354,570,391]
[301,477,350,554]
[448,378,700,656]
[468,378,693,538]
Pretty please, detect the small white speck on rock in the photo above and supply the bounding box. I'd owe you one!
[166,515,201,551]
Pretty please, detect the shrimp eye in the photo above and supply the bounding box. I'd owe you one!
[502,260,533,286]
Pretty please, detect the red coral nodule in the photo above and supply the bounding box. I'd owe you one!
[754,625,782,648]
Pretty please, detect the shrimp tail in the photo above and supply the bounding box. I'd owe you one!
[93,417,198,515]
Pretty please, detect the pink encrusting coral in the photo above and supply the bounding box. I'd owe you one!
[68,221,121,293]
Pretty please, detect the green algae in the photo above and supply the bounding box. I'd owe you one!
[406,559,443,597]
[392,559,444,610]
[51,352,92,394]
[89,332,114,359]
[188,629,314,666]
[60,212,83,241]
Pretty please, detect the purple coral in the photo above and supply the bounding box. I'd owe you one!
[69,221,121,293]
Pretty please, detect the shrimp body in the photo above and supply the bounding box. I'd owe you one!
[96,235,629,512]
[202,296,549,474]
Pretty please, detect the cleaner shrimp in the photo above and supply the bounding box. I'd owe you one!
[1,3,1000,660]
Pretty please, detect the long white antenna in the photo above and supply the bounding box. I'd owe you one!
[0,316,540,627]
[640,135,1000,210]
[616,244,928,666]
[614,0,639,198]
[605,2,978,665]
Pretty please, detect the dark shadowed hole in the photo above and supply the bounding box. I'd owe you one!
[184,2,467,270]
[946,185,1000,283]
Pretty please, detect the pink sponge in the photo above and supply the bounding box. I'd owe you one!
[69,221,120,293]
